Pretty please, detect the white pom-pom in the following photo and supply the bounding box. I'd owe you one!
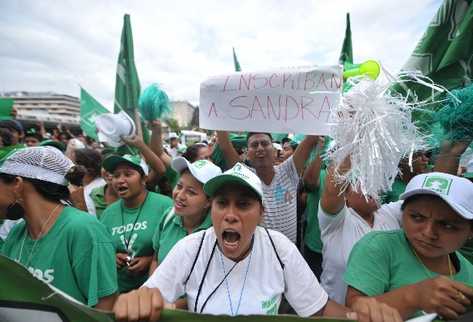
[326,72,427,200]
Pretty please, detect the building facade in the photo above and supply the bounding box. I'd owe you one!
[0,91,80,126]
[0,92,198,130]
[170,100,196,128]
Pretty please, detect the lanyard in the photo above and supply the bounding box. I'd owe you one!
[120,192,148,251]
[219,246,253,315]
[194,236,254,314]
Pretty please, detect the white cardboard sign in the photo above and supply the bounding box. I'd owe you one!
[199,65,342,135]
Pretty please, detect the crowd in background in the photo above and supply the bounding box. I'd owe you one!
[1,114,473,322]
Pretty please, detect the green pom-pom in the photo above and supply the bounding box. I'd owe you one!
[139,84,172,121]
[435,83,473,142]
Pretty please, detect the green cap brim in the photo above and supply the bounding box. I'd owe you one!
[464,172,473,179]
[204,174,261,199]
[39,140,66,152]
[102,155,143,174]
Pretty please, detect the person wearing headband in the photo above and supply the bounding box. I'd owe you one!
[345,172,473,320]
[100,154,172,293]
[0,147,118,309]
[112,163,402,322]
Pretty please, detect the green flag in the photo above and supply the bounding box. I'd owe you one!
[114,14,148,145]
[401,0,473,101]
[80,88,109,140]
[338,13,353,66]
[0,98,14,120]
[233,47,242,72]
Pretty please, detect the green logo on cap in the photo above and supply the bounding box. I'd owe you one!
[422,176,453,195]
[194,160,207,168]
[232,163,249,179]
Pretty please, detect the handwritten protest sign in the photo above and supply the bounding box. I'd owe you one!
[199,66,342,135]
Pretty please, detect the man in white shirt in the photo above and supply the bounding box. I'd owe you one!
[216,131,318,243]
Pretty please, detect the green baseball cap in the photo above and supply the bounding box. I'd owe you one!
[39,140,66,152]
[204,162,263,200]
[102,154,149,175]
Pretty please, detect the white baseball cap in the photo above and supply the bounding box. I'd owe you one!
[400,172,473,220]
[95,111,136,147]
[171,157,221,185]
[204,162,263,200]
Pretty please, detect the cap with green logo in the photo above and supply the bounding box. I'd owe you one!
[204,162,263,200]
[102,154,149,175]
[171,157,222,185]
[400,172,473,220]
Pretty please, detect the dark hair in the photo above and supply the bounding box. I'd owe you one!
[0,120,23,134]
[246,132,272,142]
[66,165,87,186]
[182,143,208,163]
[401,193,473,228]
[0,128,13,147]
[58,132,71,140]
[112,161,146,177]
[74,148,102,179]
[401,194,442,211]
[283,140,298,150]
[0,173,70,202]
[25,126,43,141]
[0,173,16,184]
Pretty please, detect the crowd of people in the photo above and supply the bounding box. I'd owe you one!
[1,115,473,322]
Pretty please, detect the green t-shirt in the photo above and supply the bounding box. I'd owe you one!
[459,239,473,265]
[90,185,108,219]
[100,191,173,292]
[304,169,327,253]
[152,207,212,264]
[1,207,118,306]
[344,229,473,318]
[381,178,407,204]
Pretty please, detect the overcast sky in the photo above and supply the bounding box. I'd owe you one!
[0,0,441,108]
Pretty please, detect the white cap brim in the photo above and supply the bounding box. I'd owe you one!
[400,188,473,220]
[171,157,205,184]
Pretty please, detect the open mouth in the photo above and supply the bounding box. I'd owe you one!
[222,230,241,250]
[116,186,129,194]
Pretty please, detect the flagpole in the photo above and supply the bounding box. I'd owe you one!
[134,109,143,138]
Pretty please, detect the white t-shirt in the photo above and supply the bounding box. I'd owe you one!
[144,226,328,317]
[251,156,299,243]
[83,177,106,216]
[318,201,402,304]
